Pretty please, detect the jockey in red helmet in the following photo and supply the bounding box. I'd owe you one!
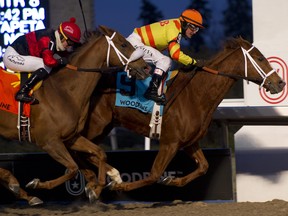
[3,17,82,104]
[58,17,81,44]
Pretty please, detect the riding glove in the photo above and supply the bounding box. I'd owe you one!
[57,57,68,66]
[195,59,207,68]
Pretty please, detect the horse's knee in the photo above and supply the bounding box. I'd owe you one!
[66,165,79,177]
[97,151,107,161]
[198,160,209,176]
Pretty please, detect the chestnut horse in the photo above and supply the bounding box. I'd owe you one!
[0,25,149,205]
[82,37,285,193]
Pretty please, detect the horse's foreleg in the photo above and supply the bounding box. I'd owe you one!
[0,168,43,206]
[26,139,79,190]
[70,151,98,191]
[71,151,116,203]
[85,155,122,184]
[69,136,110,200]
[79,167,99,203]
[81,153,123,199]
[0,168,20,194]
[162,142,209,187]
[18,188,43,206]
[111,143,178,191]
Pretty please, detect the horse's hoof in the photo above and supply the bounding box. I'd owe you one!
[26,178,40,189]
[9,184,20,195]
[160,176,173,185]
[28,197,43,206]
[85,187,98,203]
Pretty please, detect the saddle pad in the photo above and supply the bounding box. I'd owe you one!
[0,67,30,116]
[115,71,177,113]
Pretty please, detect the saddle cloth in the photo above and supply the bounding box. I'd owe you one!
[115,70,178,114]
[0,67,31,117]
[115,70,178,139]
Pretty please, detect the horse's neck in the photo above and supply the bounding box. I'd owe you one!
[194,47,243,103]
[170,48,242,127]
[49,68,101,98]
[46,37,107,104]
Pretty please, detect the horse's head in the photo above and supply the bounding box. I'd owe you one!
[227,37,285,94]
[98,25,150,80]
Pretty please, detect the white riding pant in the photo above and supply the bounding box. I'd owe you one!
[127,32,172,76]
[3,46,52,73]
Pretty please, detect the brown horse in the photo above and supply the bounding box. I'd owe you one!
[82,37,286,193]
[0,25,149,205]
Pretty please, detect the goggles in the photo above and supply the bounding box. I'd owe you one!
[187,23,199,33]
[66,39,75,46]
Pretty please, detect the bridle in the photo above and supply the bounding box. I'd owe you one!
[203,45,277,89]
[165,44,278,109]
[241,45,276,88]
[105,32,144,78]
[66,31,144,76]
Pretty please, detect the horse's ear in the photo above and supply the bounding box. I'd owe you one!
[99,25,115,37]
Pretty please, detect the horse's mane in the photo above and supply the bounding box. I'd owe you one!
[209,36,250,65]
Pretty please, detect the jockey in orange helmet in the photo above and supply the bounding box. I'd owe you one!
[3,17,81,104]
[127,9,205,105]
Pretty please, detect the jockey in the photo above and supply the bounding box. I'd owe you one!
[127,9,206,105]
[3,17,82,104]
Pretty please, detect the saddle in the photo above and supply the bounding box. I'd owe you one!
[0,67,42,142]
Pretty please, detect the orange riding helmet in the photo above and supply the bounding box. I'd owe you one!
[59,17,81,43]
[179,9,204,29]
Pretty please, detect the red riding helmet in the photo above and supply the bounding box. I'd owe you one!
[59,17,81,43]
[179,9,204,29]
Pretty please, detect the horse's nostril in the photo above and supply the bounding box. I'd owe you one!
[280,80,286,88]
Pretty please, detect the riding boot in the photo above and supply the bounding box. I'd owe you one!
[144,73,166,105]
[15,68,49,105]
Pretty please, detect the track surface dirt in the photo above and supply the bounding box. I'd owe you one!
[1,199,288,216]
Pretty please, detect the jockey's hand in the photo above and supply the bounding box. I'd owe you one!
[179,63,196,72]
[195,59,207,68]
[57,57,68,66]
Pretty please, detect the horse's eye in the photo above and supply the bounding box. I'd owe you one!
[121,43,127,48]
[258,56,264,61]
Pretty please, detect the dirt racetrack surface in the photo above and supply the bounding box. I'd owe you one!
[1,199,288,216]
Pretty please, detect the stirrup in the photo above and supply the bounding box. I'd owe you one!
[144,93,166,105]
[15,94,39,105]
[155,95,166,105]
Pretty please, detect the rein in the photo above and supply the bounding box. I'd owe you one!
[65,31,143,75]
[202,66,261,83]
[203,45,276,87]
[65,64,124,73]
[165,44,276,111]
